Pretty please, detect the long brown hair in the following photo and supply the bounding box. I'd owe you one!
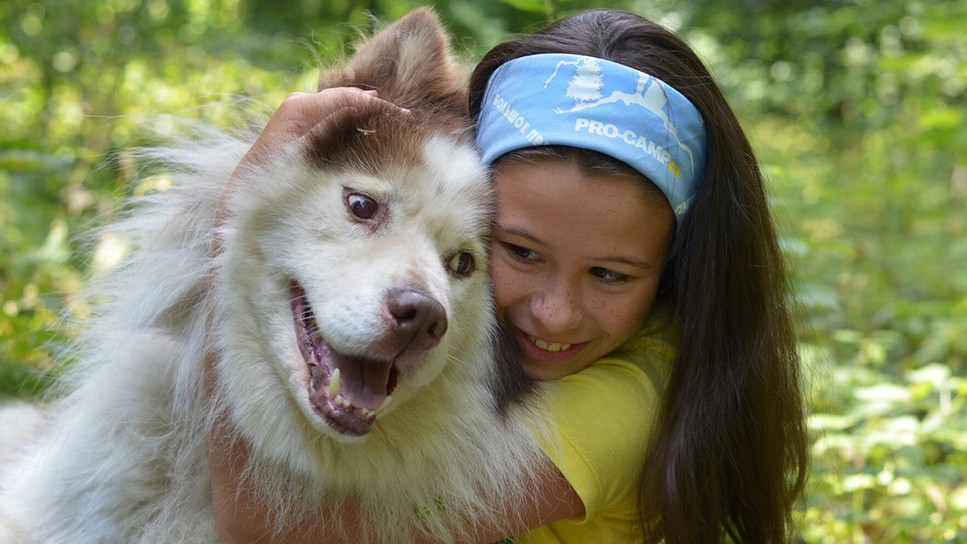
[470,9,808,543]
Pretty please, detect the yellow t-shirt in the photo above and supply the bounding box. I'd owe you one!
[515,305,678,543]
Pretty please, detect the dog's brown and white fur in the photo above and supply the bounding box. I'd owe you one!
[0,9,545,543]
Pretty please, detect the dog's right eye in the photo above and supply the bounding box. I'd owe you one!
[347,193,378,220]
[446,251,476,278]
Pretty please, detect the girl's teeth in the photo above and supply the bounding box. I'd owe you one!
[529,336,572,352]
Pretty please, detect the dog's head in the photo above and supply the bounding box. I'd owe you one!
[216,9,497,442]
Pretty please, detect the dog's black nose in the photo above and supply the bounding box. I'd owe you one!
[385,288,448,352]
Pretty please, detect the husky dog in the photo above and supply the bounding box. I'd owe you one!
[0,9,544,543]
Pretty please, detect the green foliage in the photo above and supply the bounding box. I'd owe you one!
[1,0,965,540]
[734,1,967,540]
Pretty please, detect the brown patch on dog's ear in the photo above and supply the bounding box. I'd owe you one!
[302,101,417,169]
[302,106,380,167]
[317,8,468,133]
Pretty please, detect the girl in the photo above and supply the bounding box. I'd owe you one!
[210,9,807,543]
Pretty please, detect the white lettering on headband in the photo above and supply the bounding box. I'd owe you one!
[476,53,708,227]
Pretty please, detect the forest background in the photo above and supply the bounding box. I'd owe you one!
[0,0,964,541]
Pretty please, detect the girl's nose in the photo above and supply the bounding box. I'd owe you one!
[530,276,583,333]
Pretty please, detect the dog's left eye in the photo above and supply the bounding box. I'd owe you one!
[347,193,378,220]
[446,251,475,277]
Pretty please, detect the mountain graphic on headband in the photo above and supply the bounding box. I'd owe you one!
[543,56,697,175]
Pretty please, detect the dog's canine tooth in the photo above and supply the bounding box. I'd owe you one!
[328,368,342,398]
[373,395,393,416]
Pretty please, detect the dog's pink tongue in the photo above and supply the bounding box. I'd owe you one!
[336,357,394,409]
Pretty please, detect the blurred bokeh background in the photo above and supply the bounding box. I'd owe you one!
[1,0,964,541]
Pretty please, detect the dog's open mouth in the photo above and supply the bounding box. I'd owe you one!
[290,282,399,437]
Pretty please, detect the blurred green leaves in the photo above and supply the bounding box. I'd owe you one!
[752,3,967,537]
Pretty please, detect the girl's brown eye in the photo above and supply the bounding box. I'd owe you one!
[505,242,539,262]
[447,251,475,277]
[347,193,378,220]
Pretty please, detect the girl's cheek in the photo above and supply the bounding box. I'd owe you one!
[491,259,526,311]
[491,265,513,310]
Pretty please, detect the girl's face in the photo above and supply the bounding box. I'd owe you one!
[491,158,674,381]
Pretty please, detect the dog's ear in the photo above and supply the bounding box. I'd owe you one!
[318,8,467,123]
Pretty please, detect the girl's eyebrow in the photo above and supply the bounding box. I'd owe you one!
[593,255,658,271]
[495,225,542,245]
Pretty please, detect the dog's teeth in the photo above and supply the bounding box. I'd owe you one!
[335,394,352,409]
[328,368,342,397]
[360,407,375,420]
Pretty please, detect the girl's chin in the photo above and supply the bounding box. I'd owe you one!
[520,362,564,382]
[519,354,590,382]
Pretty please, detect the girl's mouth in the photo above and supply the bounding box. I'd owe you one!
[514,327,585,363]
[527,336,572,353]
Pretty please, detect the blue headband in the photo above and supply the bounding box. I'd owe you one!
[476,53,708,226]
